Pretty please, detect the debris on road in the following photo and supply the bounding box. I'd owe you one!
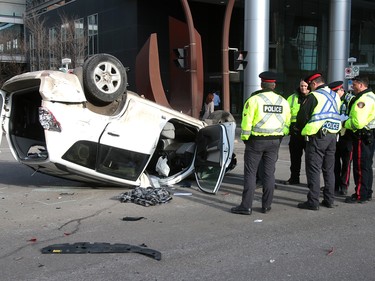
[122,216,145,221]
[41,242,162,260]
[327,246,334,256]
[118,186,172,207]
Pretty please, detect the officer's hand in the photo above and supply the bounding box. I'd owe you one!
[290,124,300,136]
[339,114,349,122]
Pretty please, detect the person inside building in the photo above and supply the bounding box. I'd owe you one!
[284,79,310,185]
[201,92,215,120]
[343,75,375,203]
[213,91,221,110]
[329,81,355,196]
[296,73,341,210]
[230,71,290,215]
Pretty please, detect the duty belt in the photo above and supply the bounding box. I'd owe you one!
[309,128,336,138]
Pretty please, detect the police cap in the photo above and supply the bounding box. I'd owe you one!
[304,72,322,84]
[328,80,343,91]
[259,71,277,83]
[352,75,369,85]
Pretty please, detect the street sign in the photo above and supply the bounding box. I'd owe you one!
[348,79,353,91]
[345,67,353,79]
[352,65,360,77]
[345,66,360,79]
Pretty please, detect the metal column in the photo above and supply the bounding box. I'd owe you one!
[328,0,351,83]
[243,0,270,100]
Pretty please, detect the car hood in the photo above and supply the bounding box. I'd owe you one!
[1,70,86,103]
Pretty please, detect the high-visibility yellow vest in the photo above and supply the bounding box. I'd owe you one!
[301,87,341,136]
[345,90,375,131]
[287,93,300,123]
[340,92,355,115]
[241,90,291,140]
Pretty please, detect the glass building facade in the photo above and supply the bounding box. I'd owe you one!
[277,0,375,88]
[2,0,375,115]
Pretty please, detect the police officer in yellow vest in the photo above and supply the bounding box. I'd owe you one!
[231,71,291,215]
[284,79,309,185]
[296,73,341,210]
[343,75,375,203]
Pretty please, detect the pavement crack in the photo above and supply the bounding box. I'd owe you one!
[57,204,114,234]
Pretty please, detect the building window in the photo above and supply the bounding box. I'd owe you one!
[74,18,85,65]
[49,27,57,69]
[61,22,69,59]
[0,44,3,52]
[87,13,98,55]
[7,41,11,51]
[29,34,36,71]
[13,39,18,49]
[75,18,84,39]
[290,26,318,71]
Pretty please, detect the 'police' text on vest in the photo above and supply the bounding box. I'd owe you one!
[263,105,283,113]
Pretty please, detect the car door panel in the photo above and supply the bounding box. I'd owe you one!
[194,122,236,194]
[98,98,164,181]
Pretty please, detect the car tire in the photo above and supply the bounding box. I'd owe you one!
[207,110,235,124]
[83,54,127,105]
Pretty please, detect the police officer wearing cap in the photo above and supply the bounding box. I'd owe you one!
[344,75,375,203]
[231,71,291,215]
[329,81,355,196]
[296,73,341,210]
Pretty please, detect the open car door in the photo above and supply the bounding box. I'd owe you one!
[194,122,236,194]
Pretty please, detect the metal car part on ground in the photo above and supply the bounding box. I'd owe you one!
[41,242,162,260]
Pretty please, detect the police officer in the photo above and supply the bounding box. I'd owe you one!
[284,79,309,185]
[231,71,291,215]
[329,81,355,196]
[343,75,375,203]
[296,73,341,210]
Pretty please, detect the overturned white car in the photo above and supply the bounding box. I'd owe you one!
[0,54,236,194]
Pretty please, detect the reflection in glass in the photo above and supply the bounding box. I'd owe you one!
[290,25,317,71]
[97,144,149,181]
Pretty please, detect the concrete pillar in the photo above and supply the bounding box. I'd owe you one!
[328,0,351,83]
[243,0,270,100]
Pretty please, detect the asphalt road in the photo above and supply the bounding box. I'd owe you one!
[0,133,374,281]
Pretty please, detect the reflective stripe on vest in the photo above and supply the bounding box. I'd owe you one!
[241,130,251,136]
[302,87,341,135]
[308,89,340,123]
[365,92,375,129]
[252,93,285,134]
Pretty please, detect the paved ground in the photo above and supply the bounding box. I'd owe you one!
[0,131,374,281]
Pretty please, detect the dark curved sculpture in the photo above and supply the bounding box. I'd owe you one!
[135,33,171,108]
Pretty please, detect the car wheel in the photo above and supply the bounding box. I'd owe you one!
[207,110,235,124]
[83,54,127,105]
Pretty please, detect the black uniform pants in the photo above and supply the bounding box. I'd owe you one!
[334,137,353,192]
[288,134,306,181]
[305,133,337,207]
[352,135,374,200]
[241,138,281,209]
